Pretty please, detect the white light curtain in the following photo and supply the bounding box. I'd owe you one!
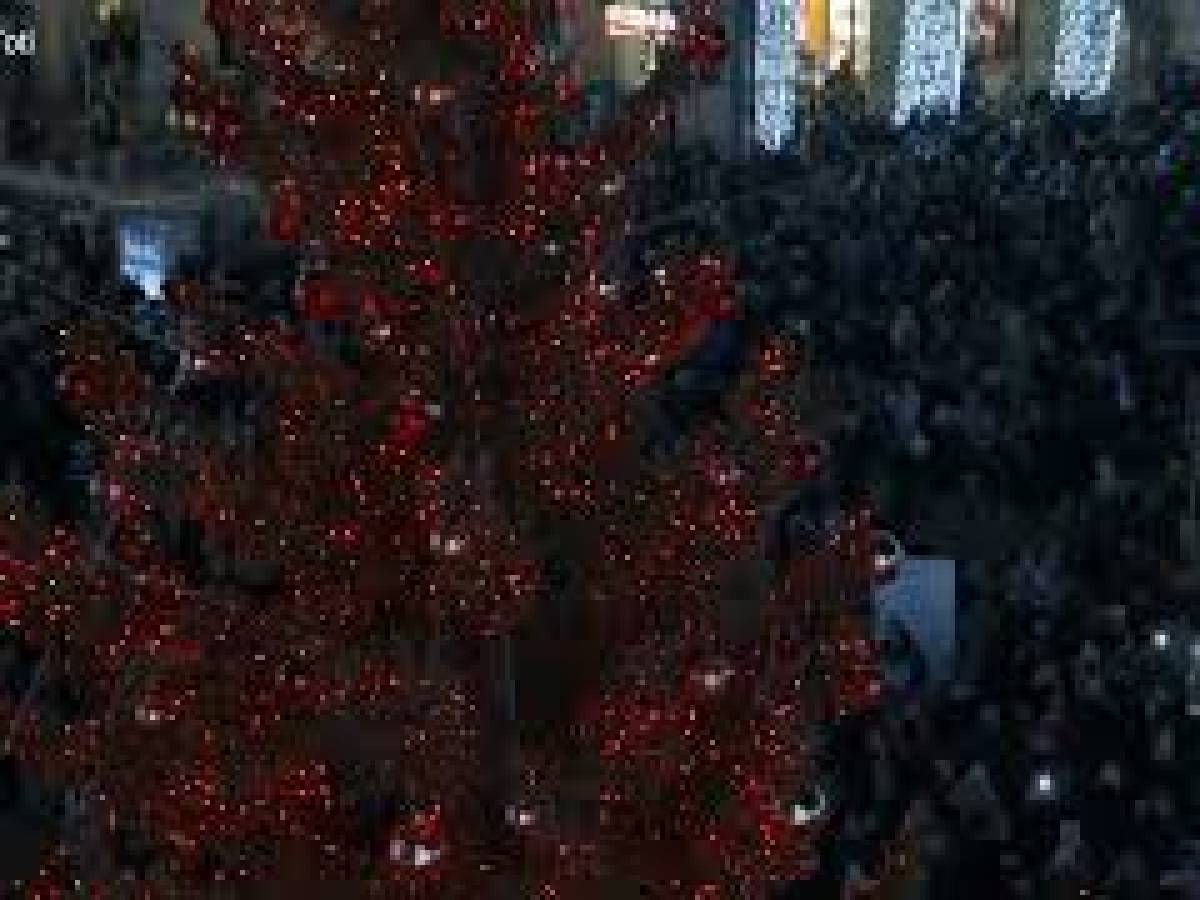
[1054,0,1123,100]
[754,0,799,153]
[893,0,969,126]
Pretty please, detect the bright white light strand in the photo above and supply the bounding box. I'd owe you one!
[893,0,968,126]
[754,0,799,153]
[1054,0,1122,101]
[828,0,872,77]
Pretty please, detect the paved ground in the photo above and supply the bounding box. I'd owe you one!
[0,810,50,882]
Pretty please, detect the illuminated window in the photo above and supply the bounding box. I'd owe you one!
[120,217,169,302]
[828,0,871,78]
[95,0,125,23]
[119,215,188,339]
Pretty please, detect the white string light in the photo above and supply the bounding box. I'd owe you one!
[1054,0,1122,101]
[754,0,799,153]
[893,0,968,127]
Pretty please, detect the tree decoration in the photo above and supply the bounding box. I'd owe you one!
[0,2,891,896]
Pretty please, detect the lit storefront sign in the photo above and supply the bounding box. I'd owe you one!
[604,5,678,41]
[792,0,871,84]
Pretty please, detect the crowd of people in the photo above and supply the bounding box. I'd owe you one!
[737,69,1200,896]
[628,61,1200,897]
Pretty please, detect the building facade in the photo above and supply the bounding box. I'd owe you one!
[1115,0,1169,103]
[1169,0,1200,64]
[1016,0,1057,94]
[867,0,906,117]
[569,0,751,156]
[26,0,217,158]
[797,0,874,83]
[1019,0,1189,102]
[133,0,217,132]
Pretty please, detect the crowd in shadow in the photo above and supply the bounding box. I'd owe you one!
[750,69,1199,897]
[635,63,1200,897]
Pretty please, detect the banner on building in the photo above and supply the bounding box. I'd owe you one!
[873,556,956,684]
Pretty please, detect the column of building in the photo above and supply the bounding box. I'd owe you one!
[138,1,218,146]
[1117,0,1169,104]
[33,0,79,107]
[1018,0,1060,94]
[867,0,906,119]
[1168,0,1200,65]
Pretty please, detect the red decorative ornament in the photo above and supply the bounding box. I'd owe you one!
[384,401,433,459]
[405,256,443,288]
[831,614,884,718]
[296,274,347,322]
[678,18,728,76]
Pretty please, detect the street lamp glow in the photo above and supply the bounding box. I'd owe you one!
[1034,771,1056,798]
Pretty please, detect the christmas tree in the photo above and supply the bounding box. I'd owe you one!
[3,1,885,895]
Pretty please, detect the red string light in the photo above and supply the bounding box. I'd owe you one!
[0,5,891,895]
